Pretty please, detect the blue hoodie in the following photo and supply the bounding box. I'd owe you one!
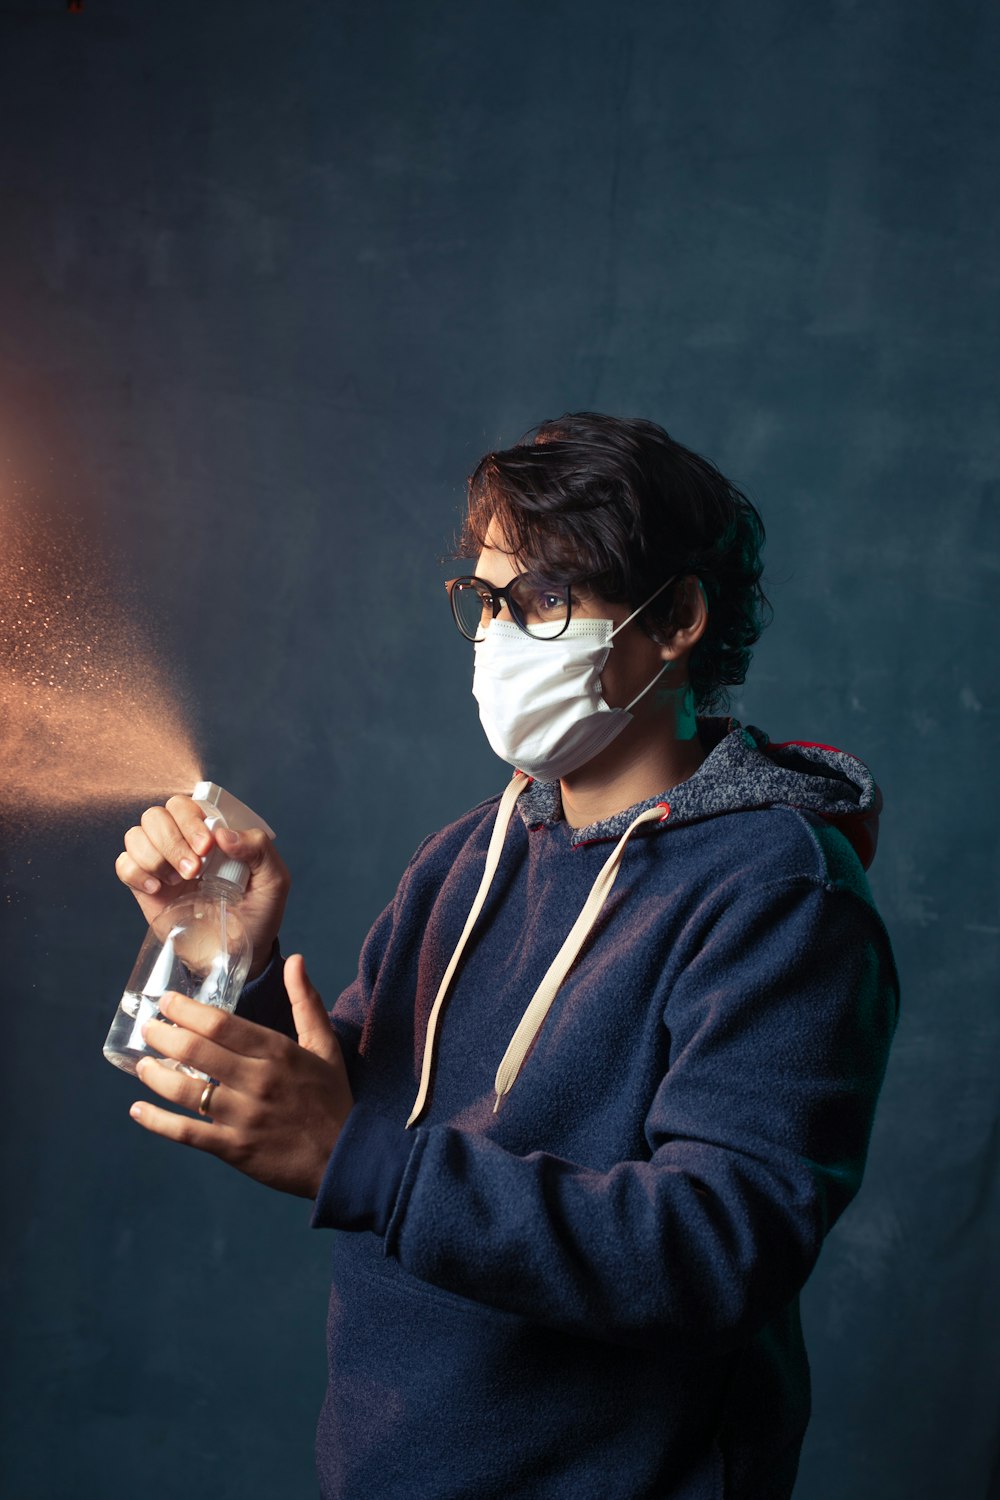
[240,719,899,1500]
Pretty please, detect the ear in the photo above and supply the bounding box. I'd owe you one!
[656,576,708,662]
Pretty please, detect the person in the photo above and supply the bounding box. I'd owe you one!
[115,412,899,1500]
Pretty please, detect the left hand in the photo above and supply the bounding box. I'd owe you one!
[130,954,353,1200]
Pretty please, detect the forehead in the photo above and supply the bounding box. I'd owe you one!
[475,518,522,585]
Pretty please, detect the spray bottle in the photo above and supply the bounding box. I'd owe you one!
[103,782,276,1078]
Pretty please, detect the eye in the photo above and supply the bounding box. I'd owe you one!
[518,586,569,624]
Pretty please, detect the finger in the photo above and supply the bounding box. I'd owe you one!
[284,954,340,1062]
[129,1095,235,1155]
[116,843,166,896]
[154,991,276,1060]
[120,825,187,891]
[165,795,214,858]
[141,1013,251,1089]
[140,806,204,881]
[135,1056,230,1120]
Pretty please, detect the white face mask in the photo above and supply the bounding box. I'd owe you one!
[472,577,678,781]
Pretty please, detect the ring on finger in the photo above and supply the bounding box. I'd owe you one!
[198,1080,219,1116]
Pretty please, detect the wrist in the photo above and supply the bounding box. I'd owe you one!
[246,937,280,984]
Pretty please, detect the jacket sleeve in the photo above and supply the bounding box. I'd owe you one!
[242,831,440,1077]
[313,873,899,1350]
[234,904,397,1094]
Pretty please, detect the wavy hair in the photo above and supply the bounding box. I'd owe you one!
[459,411,771,713]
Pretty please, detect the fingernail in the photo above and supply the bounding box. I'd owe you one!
[179,858,198,876]
[159,994,172,1015]
[130,1104,143,1120]
[143,878,160,894]
[218,828,239,846]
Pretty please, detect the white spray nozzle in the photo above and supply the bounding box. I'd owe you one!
[191,781,276,840]
[190,781,276,892]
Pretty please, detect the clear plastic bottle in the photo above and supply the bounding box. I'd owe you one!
[103,783,274,1079]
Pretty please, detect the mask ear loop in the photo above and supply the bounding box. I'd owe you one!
[623,660,672,713]
[607,573,679,640]
[607,573,680,713]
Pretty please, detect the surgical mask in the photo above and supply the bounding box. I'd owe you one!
[472,576,678,781]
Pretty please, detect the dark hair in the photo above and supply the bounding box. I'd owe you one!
[459,412,771,713]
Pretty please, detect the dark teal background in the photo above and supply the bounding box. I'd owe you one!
[1,3,997,1496]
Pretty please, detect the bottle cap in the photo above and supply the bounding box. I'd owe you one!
[200,842,252,894]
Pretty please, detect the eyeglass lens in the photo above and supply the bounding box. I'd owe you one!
[451,577,570,641]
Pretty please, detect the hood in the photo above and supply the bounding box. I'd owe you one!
[517,717,883,870]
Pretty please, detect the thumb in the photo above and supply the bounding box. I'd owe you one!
[217,825,270,870]
[284,953,340,1062]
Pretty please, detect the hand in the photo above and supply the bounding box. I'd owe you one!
[115,793,291,979]
[129,955,353,1200]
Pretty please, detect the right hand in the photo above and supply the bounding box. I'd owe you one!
[115,795,291,981]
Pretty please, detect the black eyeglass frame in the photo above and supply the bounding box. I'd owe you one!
[445,575,574,643]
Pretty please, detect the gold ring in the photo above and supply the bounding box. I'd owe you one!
[198,1080,218,1116]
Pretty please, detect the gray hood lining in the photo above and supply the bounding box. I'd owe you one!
[515,718,878,847]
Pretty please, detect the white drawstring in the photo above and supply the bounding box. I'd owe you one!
[406,771,531,1127]
[492,803,667,1109]
[406,777,669,1126]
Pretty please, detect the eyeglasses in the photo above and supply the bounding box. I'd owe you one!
[445,575,573,642]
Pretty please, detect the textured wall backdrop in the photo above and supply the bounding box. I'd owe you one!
[0,2,997,1497]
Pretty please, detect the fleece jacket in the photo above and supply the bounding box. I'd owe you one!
[238,717,899,1500]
